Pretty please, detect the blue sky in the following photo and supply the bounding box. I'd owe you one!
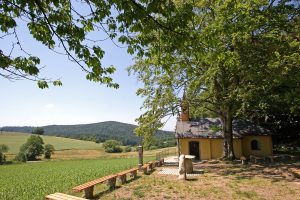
[0,17,176,131]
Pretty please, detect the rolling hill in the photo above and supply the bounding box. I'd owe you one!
[1,121,175,146]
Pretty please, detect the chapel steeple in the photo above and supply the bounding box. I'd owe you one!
[180,91,189,122]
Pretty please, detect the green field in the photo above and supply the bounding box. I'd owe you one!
[0,132,103,153]
[0,132,173,199]
[0,157,155,200]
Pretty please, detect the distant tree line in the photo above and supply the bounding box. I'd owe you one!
[32,127,44,135]
[58,132,176,148]
[102,137,177,153]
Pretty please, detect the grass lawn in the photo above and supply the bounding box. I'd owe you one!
[0,131,176,160]
[0,132,103,154]
[0,132,176,160]
[50,146,176,160]
[101,161,300,200]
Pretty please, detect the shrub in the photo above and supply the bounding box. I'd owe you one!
[149,146,158,150]
[103,140,123,153]
[44,144,55,159]
[14,152,26,162]
[0,152,5,164]
[0,144,8,164]
[124,146,132,152]
[19,135,44,161]
[133,146,139,152]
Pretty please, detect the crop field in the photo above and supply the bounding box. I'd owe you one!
[0,132,103,153]
[0,157,154,200]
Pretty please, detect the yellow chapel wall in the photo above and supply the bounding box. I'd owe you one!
[179,138,243,160]
[233,139,243,158]
[242,135,273,156]
[210,139,242,159]
[210,139,223,159]
[179,138,211,160]
[200,139,212,160]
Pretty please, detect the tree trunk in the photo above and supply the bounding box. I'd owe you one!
[221,111,235,160]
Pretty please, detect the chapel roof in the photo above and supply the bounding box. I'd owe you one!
[175,118,271,139]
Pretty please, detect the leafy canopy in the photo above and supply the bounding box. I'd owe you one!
[1,0,177,88]
[128,0,300,152]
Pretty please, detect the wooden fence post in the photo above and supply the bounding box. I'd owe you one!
[138,145,143,170]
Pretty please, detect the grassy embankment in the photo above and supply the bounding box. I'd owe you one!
[0,132,103,153]
[0,132,103,160]
[0,132,176,160]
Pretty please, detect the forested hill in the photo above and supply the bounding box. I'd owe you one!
[1,121,175,146]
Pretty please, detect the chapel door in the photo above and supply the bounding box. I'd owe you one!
[189,141,200,160]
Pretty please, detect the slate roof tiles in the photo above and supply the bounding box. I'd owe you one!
[175,118,271,139]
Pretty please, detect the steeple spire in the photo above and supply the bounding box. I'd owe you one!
[180,90,189,122]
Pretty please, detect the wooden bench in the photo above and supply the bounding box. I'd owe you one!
[153,160,160,167]
[117,168,138,184]
[142,160,163,170]
[250,155,266,163]
[159,158,164,166]
[141,160,161,174]
[141,163,150,174]
[148,162,154,170]
[289,168,300,178]
[72,174,117,199]
[268,155,281,163]
[288,155,298,161]
[46,193,87,200]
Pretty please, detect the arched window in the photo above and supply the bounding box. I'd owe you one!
[251,140,260,150]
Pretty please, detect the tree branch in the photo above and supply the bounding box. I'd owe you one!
[33,0,91,74]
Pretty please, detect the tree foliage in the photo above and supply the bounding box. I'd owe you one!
[253,114,300,145]
[103,139,122,153]
[128,0,300,159]
[44,143,55,159]
[0,144,8,152]
[14,152,26,162]
[123,146,132,152]
[0,144,9,164]
[18,135,44,161]
[0,0,171,88]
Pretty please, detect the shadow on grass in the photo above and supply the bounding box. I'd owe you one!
[0,161,14,165]
[194,160,300,183]
[93,176,142,199]
[185,178,198,181]
[142,169,156,176]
